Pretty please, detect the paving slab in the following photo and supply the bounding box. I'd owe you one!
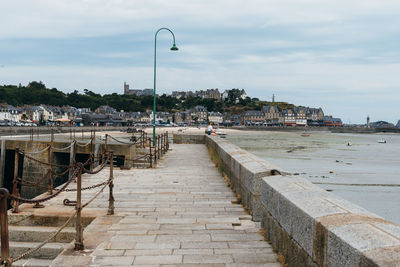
[17,144,281,266]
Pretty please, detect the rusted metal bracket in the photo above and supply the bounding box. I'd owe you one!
[63,199,77,206]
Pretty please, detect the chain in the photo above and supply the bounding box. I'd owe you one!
[64,179,110,192]
[20,145,50,155]
[123,154,150,162]
[76,139,92,147]
[82,154,93,167]
[52,142,74,151]
[19,151,71,168]
[9,168,77,204]
[51,166,72,176]
[81,154,110,174]
[82,179,111,208]
[16,170,50,187]
[11,210,77,263]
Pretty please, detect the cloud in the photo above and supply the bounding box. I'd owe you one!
[1,0,400,123]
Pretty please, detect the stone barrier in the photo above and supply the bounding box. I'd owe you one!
[174,134,400,266]
[173,133,205,144]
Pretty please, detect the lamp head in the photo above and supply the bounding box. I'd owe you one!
[170,44,179,51]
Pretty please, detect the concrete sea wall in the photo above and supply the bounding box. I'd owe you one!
[173,134,400,267]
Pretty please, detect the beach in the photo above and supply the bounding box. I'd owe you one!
[212,129,400,225]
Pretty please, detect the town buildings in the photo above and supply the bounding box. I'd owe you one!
[0,83,342,127]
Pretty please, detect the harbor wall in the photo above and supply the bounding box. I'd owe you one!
[0,126,129,136]
[173,133,400,267]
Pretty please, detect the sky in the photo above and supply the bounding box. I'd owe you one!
[0,0,399,124]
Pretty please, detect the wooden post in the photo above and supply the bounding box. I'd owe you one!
[0,188,11,267]
[107,152,114,215]
[11,148,19,213]
[74,165,84,250]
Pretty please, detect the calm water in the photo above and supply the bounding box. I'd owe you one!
[226,130,400,225]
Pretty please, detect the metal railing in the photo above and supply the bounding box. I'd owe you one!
[0,151,115,266]
[0,129,170,266]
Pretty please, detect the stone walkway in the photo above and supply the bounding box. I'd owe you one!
[47,144,282,266]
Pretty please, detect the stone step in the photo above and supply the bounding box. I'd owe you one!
[9,214,94,227]
[133,163,150,168]
[8,225,75,243]
[9,241,66,259]
[12,258,53,267]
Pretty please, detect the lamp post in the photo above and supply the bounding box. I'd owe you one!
[153,27,178,146]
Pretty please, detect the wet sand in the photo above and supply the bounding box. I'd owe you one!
[224,129,400,225]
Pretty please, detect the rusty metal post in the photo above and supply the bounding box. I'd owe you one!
[0,140,6,188]
[90,135,94,172]
[47,145,53,195]
[74,165,84,250]
[51,128,54,143]
[154,136,157,164]
[104,134,108,152]
[157,135,161,159]
[107,152,114,215]
[163,133,166,154]
[12,148,19,213]
[103,134,108,163]
[166,131,169,150]
[0,188,11,267]
[160,134,163,155]
[69,141,76,180]
[149,139,153,168]
[69,125,72,140]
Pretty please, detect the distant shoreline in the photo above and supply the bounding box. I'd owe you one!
[230,126,400,134]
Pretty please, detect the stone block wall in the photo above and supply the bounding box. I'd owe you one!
[205,135,400,267]
[173,134,205,144]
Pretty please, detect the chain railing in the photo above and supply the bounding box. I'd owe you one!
[0,151,115,266]
[0,129,170,266]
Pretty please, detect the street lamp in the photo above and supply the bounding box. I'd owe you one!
[153,27,179,146]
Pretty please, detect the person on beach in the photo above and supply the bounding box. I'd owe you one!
[207,122,215,135]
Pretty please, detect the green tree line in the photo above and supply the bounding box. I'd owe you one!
[0,82,294,113]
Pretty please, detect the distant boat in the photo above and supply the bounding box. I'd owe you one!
[378,140,387,143]
[301,133,310,137]
[216,131,227,136]
[347,142,352,146]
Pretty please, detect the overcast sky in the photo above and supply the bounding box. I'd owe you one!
[1,0,399,123]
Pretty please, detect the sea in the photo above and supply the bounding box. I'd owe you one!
[225,130,400,225]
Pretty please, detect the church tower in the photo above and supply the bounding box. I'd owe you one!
[367,115,370,128]
[124,82,130,95]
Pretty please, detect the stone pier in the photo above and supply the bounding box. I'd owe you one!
[14,143,282,266]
